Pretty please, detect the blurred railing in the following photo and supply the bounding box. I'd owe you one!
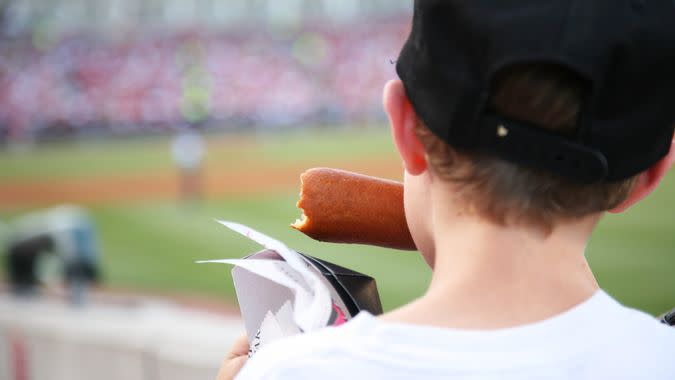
[0,294,242,380]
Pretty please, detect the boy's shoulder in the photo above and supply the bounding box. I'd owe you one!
[236,293,675,379]
[595,301,675,353]
[236,312,375,379]
[584,302,675,378]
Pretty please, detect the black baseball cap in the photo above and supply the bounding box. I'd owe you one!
[397,0,675,183]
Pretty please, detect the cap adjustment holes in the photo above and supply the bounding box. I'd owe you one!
[497,125,509,138]
[488,117,605,181]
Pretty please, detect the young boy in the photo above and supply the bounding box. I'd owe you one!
[220,1,675,378]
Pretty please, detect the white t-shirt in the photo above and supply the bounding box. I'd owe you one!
[236,290,675,379]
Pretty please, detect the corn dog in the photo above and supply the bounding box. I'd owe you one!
[291,168,416,250]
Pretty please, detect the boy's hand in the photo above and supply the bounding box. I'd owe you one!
[216,333,249,380]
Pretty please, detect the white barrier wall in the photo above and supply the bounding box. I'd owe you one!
[0,326,10,380]
[0,295,243,380]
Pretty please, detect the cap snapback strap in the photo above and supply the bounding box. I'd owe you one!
[476,113,609,183]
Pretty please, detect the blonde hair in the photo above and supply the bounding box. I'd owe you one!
[415,64,637,228]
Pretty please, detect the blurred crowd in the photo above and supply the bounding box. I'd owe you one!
[0,19,408,141]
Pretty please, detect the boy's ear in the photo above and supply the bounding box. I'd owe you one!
[610,136,675,214]
[383,80,427,175]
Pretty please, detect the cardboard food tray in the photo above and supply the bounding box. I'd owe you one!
[298,253,382,317]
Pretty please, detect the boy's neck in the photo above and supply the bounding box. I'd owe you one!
[383,200,601,330]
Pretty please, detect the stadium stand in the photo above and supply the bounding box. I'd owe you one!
[0,0,410,142]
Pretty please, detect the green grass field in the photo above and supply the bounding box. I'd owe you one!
[0,128,398,181]
[1,128,674,315]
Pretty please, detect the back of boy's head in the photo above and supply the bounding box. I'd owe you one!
[397,0,675,228]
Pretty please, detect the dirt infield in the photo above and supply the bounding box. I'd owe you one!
[0,158,403,208]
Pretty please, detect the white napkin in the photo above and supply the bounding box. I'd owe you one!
[198,221,334,334]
